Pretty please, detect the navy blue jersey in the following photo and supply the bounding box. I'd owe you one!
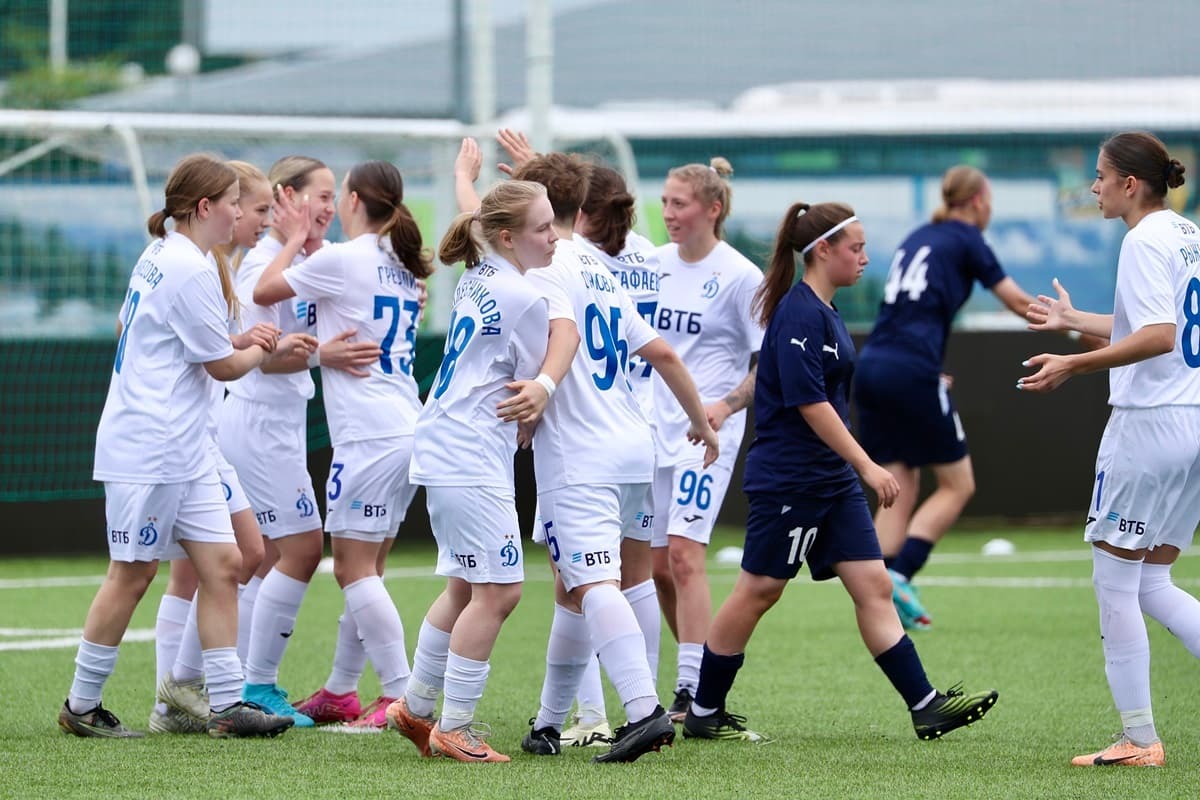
[744,281,857,495]
[862,220,1006,371]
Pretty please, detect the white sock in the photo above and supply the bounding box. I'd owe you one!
[68,639,118,714]
[406,619,451,719]
[236,576,262,665]
[677,642,703,694]
[440,651,490,730]
[344,575,411,698]
[1093,549,1157,746]
[624,579,661,678]
[244,570,308,685]
[574,655,607,724]
[172,591,204,683]
[203,647,244,712]
[534,604,592,732]
[154,594,192,715]
[1139,561,1200,658]
[325,602,367,695]
[582,584,657,723]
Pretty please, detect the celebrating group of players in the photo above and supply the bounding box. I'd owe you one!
[57,127,1200,768]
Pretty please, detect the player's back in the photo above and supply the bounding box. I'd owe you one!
[411,255,549,488]
[526,238,659,491]
[864,220,1005,371]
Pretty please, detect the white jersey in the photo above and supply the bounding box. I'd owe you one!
[225,236,318,408]
[1110,209,1200,408]
[526,237,660,491]
[410,255,549,488]
[576,232,660,419]
[283,232,423,446]
[651,240,765,465]
[94,232,234,483]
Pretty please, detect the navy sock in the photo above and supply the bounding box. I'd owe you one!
[693,644,745,712]
[891,537,934,581]
[874,635,935,709]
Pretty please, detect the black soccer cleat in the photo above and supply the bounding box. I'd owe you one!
[911,685,998,740]
[592,705,675,763]
[521,718,562,756]
[206,701,294,739]
[667,688,693,724]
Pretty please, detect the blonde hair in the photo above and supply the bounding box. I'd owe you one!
[146,153,237,239]
[667,156,734,238]
[932,165,987,223]
[438,181,548,269]
[211,160,270,319]
[268,155,329,200]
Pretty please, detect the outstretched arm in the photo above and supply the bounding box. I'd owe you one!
[707,356,758,432]
[1026,278,1113,340]
[1018,322,1175,393]
[636,338,719,467]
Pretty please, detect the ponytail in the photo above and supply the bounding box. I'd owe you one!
[382,202,433,278]
[439,212,485,269]
[147,209,169,239]
[753,200,857,326]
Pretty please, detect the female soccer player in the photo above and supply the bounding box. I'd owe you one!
[499,152,717,764]
[682,200,998,744]
[1021,132,1196,767]
[558,163,664,748]
[853,165,1036,629]
[255,159,430,730]
[386,178,556,763]
[651,158,764,722]
[58,154,294,739]
[150,160,301,734]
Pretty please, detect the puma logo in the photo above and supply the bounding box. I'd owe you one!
[822,343,839,359]
[790,337,807,350]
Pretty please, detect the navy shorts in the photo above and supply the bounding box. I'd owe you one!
[742,487,882,582]
[854,355,967,467]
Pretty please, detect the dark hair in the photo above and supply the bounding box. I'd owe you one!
[347,160,432,279]
[1101,131,1186,200]
[667,157,734,238]
[580,165,635,256]
[147,153,237,239]
[511,153,592,225]
[932,165,987,223]
[753,201,856,326]
[438,181,548,269]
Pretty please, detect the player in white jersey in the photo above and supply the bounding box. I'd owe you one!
[385,179,556,763]
[59,154,293,739]
[496,153,717,764]
[255,160,431,730]
[150,160,318,734]
[1021,132,1199,767]
[651,158,765,722]
[544,163,663,747]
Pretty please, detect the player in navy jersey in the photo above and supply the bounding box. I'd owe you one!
[1022,132,1196,768]
[853,166,1037,629]
[682,200,998,744]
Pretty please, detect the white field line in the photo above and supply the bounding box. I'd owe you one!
[0,628,154,652]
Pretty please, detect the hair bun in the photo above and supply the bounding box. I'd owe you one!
[1166,158,1187,190]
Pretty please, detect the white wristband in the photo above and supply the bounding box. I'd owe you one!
[533,373,557,397]
[307,349,321,369]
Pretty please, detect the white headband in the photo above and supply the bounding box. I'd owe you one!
[800,216,859,256]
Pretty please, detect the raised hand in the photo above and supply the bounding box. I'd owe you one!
[1026,278,1075,333]
[496,129,537,176]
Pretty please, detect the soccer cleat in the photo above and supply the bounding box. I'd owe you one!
[157,673,210,727]
[682,708,767,742]
[667,688,694,724]
[1071,735,1165,767]
[293,687,363,724]
[521,719,563,755]
[206,701,294,739]
[592,706,675,763]
[148,705,207,734]
[386,697,435,757]
[889,569,932,630]
[428,721,511,762]
[911,685,998,740]
[560,714,612,748]
[347,695,397,730]
[58,701,144,738]
[242,683,314,728]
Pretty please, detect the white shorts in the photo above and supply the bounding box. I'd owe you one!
[218,395,321,539]
[212,442,250,515]
[428,485,523,584]
[104,472,235,563]
[1085,406,1200,552]
[650,453,735,547]
[531,482,655,545]
[326,436,417,541]
[539,483,649,591]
